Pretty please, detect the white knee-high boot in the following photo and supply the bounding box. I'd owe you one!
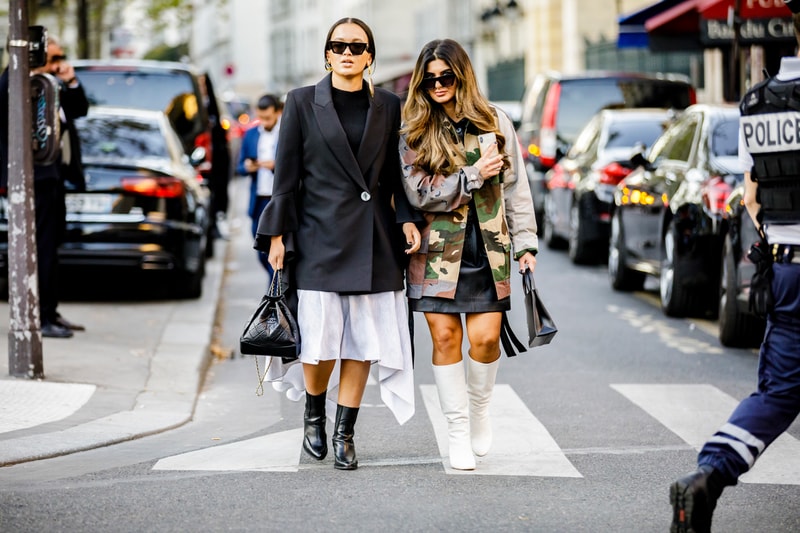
[432,361,476,470]
[467,355,500,457]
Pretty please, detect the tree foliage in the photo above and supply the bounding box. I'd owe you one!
[143,42,189,62]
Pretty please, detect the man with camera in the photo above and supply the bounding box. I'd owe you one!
[0,33,88,338]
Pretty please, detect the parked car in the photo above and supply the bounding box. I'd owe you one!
[608,103,743,318]
[73,60,231,257]
[517,71,696,233]
[718,184,765,347]
[59,107,209,298]
[542,108,673,264]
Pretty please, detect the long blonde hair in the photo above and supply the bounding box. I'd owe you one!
[401,39,505,175]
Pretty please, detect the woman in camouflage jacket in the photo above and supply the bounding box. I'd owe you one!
[399,39,538,471]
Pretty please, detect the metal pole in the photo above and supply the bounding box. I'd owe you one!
[729,0,742,102]
[7,0,43,378]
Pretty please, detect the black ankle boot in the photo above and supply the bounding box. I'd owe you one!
[670,465,727,533]
[303,391,327,460]
[332,404,359,470]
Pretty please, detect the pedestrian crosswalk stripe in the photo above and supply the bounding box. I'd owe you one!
[152,428,303,472]
[420,384,582,477]
[612,384,800,485]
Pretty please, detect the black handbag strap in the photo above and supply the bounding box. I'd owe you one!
[500,311,527,357]
[267,269,284,297]
[522,269,534,294]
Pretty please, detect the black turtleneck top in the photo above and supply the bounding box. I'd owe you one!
[331,84,370,156]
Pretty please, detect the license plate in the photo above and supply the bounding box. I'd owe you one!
[65,194,113,214]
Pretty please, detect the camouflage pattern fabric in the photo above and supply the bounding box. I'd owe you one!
[403,119,511,300]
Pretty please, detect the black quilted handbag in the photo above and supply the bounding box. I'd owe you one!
[240,269,300,358]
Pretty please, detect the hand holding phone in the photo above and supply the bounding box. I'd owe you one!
[476,132,502,180]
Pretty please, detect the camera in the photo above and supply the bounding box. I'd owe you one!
[28,26,48,69]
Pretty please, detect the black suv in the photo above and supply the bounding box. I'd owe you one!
[517,71,696,231]
[73,59,231,253]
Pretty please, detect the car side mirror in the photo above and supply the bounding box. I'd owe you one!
[189,146,207,167]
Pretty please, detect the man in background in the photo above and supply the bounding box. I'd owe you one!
[236,94,282,282]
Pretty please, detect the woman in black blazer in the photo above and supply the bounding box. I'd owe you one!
[256,17,421,471]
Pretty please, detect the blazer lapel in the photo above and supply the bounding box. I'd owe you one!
[311,75,368,190]
[356,95,386,185]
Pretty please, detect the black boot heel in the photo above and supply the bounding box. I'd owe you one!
[303,391,327,460]
[332,404,359,470]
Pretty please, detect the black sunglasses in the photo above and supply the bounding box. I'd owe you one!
[328,41,368,55]
[49,54,67,63]
[421,73,456,91]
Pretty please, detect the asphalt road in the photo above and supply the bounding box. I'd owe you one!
[1,177,798,533]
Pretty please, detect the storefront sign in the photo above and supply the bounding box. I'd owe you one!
[701,17,795,44]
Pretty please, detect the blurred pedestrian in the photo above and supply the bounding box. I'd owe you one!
[255,17,420,470]
[669,3,800,531]
[0,34,88,338]
[201,73,232,241]
[399,38,538,470]
[236,94,282,281]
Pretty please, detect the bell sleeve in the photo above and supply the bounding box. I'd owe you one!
[254,91,302,253]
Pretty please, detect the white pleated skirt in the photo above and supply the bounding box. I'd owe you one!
[265,289,415,425]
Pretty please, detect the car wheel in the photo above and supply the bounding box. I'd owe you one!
[660,222,701,317]
[568,200,596,265]
[718,235,765,347]
[174,257,205,299]
[543,195,568,250]
[608,209,645,291]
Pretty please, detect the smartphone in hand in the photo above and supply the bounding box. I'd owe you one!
[478,132,497,155]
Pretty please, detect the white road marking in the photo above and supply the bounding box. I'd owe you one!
[152,428,303,472]
[421,384,582,477]
[608,304,724,355]
[0,381,96,434]
[612,384,800,485]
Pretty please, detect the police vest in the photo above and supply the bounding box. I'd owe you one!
[740,76,800,223]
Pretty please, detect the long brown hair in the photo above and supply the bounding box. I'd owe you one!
[401,39,505,175]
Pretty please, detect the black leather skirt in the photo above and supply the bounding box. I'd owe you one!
[410,204,509,314]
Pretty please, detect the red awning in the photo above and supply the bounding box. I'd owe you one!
[645,0,700,33]
[645,0,790,33]
[698,0,790,20]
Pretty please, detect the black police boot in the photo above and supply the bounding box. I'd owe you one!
[332,404,359,470]
[302,391,327,460]
[670,465,726,533]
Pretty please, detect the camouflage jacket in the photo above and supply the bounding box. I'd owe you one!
[399,107,538,300]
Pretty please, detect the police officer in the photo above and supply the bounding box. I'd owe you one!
[669,3,800,531]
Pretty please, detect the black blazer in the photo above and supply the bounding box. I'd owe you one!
[256,74,417,293]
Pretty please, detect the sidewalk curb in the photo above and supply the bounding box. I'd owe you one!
[0,243,228,467]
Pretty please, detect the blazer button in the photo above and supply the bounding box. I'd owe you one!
[361,191,371,202]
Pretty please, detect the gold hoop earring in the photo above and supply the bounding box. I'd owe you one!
[325,61,332,72]
[367,63,375,97]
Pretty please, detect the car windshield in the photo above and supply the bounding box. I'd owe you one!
[77,116,169,159]
[76,70,196,112]
[711,118,740,157]
[557,79,692,144]
[605,119,666,149]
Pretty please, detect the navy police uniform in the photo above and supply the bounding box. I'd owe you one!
[697,61,800,484]
[670,19,800,530]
